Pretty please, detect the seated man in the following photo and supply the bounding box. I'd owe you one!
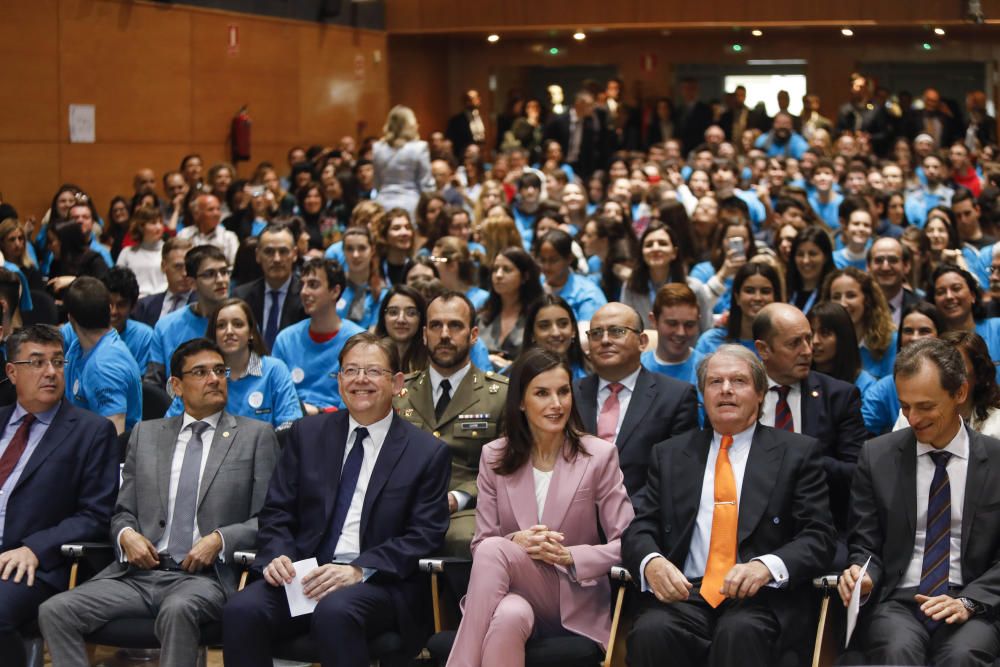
[131,236,196,328]
[103,266,155,371]
[39,338,278,667]
[271,258,364,414]
[222,332,450,667]
[624,344,835,667]
[62,277,142,434]
[145,244,231,385]
[0,325,118,667]
[839,338,1000,666]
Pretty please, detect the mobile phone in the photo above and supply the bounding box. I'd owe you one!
[727,236,746,260]
[249,185,267,198]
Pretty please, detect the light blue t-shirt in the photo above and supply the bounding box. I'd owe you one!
[336,284,388,331]
[832,248,868,271]
[694,328,757,356]
[861,374,900,436]
[855,369,877,396]
[62,319,154,373]
[975,318,1000,360]
[150,305,210,378]
[466,286,490,311]
[546,272,608,323]
[167,355,303,428]
[324,241,346,267]
[860,343,896,380]
[65,328,142,429]
[271,318,365,409]
[641,349,702,386]
[808,191,844,230]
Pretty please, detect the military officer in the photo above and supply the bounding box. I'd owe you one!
[393,291,508,556]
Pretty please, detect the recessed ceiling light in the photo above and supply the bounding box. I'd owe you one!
[841,28,854,37]
[934,27,946,36]
[751,29,763,37]
[487,34,499,43]
[573,31,586,41]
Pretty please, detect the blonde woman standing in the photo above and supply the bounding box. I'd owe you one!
[373,105,434,217]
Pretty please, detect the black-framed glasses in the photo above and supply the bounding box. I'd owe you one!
[180,366,230,380]
[10,358,65,370]
[340,366,393,379]
[585,326,641,342]
[196,267,233,281]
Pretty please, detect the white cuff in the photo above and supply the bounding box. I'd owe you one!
[639,552,665,593]
[450,491,472,512]
[752,554,789,588]
[116,527,134,563]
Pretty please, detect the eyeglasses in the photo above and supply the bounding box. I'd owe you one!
[585,326,641,342]
[10,358,65,370]
[196,267,233,281]
[871,255,901,265]
[180,366,230,379]
[428,256,450,264]
[385,307,419,318]
[260,246,293,258]
[340,366,393,379]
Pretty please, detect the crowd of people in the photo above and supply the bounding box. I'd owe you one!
[3,69,1000,667]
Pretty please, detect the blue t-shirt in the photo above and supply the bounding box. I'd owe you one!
[150,305,210,378]
[754,131,809,160]
[694,328,756,356]
[512,207,537,251]
[62,319,154,372]
[975,318,1000,360]
[470,339,494,373]
[65,328,142,429]
[271,318,365,409]
[861,374,900,436]
[466,286,490,311]
[641,349,702,386]
[855,369,877,395]
[860,343,896,380]
[336,284,388,331]
[324,241,346,267]
[832,248,868,271]
[808,191,844,230]
[167,355,303,428]
[547,272,608,323]
[3,262,32,314]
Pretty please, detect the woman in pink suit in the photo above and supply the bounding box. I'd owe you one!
[446,347,635,667]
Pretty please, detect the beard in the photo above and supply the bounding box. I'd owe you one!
[430,341,470,370]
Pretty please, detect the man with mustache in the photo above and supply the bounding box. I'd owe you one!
[393,291,507,557]
[754,111,808,160]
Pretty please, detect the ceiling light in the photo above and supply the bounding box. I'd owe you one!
[548,47,560,55]
[751,29,763,37]
[573,31,586,41]
[841,28,854,36]
[487,34,499,43]
[934,27,946,36]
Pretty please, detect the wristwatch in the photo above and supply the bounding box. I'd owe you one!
[958,597,987,616]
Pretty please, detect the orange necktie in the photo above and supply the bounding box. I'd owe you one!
[702,434,737,608]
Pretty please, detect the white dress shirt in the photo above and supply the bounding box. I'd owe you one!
[177,224,240,265]
[429,363,471,509]
[640,424,789,591]
[533,468,554,522]
[333,410,394,560]
[760,374,803,433]
[900,424,969,589]
[596,367,641,443]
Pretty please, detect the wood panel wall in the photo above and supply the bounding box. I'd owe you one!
[1,0,388,221]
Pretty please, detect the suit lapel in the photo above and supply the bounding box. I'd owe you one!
[359,414,408,534]
[323,414,350,522]
[674,429,712,547]
[615,369,653,450]
[408,371,436,426]
[197,412,238,509]
[575,375,599,433]
[799,373,822,435]
[158,417,186,513]
[962,427,989,565]
[12,402,73,491]
[505,458,540,531]
[437,369,483,426]
[895,431,919,544]
[280,275,301,325]
[738,426,784,544]
[540,441,590,530]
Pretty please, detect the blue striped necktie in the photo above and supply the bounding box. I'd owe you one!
[918,450,952,630]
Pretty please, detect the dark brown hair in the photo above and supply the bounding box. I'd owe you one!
[206,298,267,356]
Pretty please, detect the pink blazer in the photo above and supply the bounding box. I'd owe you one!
[471,435,635,648]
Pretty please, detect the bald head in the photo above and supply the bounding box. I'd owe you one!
[588,302,647,381]
[753,303,813,385]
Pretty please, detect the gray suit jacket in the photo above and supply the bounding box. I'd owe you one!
[101,411,279,594]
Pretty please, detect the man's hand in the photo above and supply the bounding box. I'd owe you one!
[181,531,223,573]
[303,403,321,416]
[838,564,873,607]
[0,546,39,586]
[263,555,297,587]
[720,561,772,600]
[301,564,362,600]
[119,529,160,570]
[47,275,76,293]
[448,493,458,514]
[644,556,692,603]
[915,594,971,625]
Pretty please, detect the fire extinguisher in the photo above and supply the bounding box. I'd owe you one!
[231,105,251,163]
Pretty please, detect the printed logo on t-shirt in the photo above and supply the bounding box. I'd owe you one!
[291,367,305,384]
[73,379,80,397]
[248,391,264,409]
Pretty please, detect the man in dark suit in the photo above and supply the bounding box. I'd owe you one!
[222,332,451,667]
[903,88,961,149]
[868,237,922,327]
[753,303,869,532]
[719,85,769,142]
[39,337,279,667]
[840,339,1000,666]
[0,324,118,667]
[675,78,714,154]
[836,72,893,156]
[232,223,305,350]
[624,344,835,667]
[574,303,699,498]
[131,236,196,328]
[445,89,486,160]
[965,90,997,150]
[543,90,611,181]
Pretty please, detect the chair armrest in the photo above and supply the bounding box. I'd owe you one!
[61,542,114,559]
[234,551,257,567]
[419,557,471,574]
[610,566,632,583]
[813,573,840,590]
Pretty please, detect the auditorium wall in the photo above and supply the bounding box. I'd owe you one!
[1,0,388,220]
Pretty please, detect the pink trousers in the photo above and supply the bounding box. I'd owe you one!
[445,536,564,667]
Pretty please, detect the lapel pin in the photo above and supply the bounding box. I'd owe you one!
[810,390,819,397]
[222,431,231,438]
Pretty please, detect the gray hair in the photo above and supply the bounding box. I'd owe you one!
[697,344,769,396]
[894,337,967,396]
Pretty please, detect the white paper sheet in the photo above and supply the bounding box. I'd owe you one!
[845,556,872,648]
[284,557,319,617]
[69,104,95,143]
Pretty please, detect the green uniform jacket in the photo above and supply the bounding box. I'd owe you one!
[393,365,508,503]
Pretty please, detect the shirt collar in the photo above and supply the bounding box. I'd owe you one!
[713,422,757,454]
[267,276,292,296]
[599,366,641,395]
[232,352,264,381]
[12,400,62,426]
[916,421,970,461]
[348,409,394,451]
[429,362,471,394]
[182,410,223,431]
[766,373,801,393]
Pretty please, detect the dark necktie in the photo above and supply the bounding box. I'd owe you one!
[772,385,793,432]
[166,421,210,561]
[264,290,281,351]
[0,414,36,489]
[165,293,181,315]
[919,450,953,630]
[435,379,452,421]
[320,427,368,562]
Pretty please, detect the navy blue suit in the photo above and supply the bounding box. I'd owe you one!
[131,290,197,328]
[0,401,118,665]
[222,410,451,667]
